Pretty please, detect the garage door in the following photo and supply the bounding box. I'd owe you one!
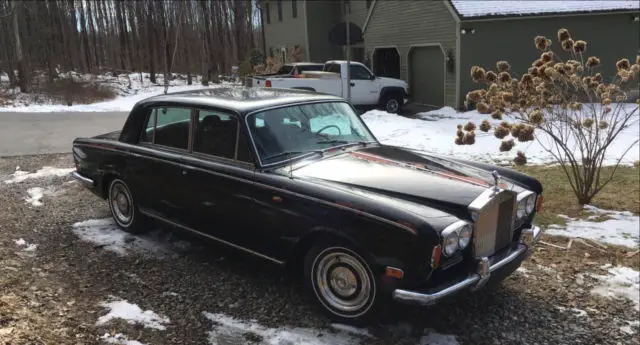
[409,46,445,107]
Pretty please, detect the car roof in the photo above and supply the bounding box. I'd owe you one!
[136,87,345,114]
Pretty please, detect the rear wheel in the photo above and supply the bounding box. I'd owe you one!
[108,178,148,233]
[304,240,381,324]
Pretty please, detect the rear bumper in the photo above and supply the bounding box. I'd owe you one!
[393,226,541,306]
[71,171,95,188]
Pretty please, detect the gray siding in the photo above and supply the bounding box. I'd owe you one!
[263,0,309,60]
[364,0,458,107]
[343,0,370,27]
[460,13,640,109]
[306,0,343,62]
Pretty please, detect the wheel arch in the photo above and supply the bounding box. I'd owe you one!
[379,86,405,104]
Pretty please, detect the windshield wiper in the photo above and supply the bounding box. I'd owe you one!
[315,140,376,149]
[263,150,322,161]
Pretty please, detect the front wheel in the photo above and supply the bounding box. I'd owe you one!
[108,178,148,233]
[381,94,403,114]
[304,241,382,324]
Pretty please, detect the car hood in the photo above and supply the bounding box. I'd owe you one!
[290,145,524,210]
[376,76,408,90]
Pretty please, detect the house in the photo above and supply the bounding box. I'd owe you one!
[261,0,640,110]
[258,0,371,64]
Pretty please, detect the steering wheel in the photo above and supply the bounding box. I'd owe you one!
[315,125,342,137]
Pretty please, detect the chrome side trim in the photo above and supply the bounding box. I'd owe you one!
[139,208,285,265]
[71,171,94,187]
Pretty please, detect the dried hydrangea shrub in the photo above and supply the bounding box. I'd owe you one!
[456,28,639,204]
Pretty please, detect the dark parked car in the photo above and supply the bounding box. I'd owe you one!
[71,88,543,324]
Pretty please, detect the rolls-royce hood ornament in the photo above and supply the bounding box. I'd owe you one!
[492,170,501,192]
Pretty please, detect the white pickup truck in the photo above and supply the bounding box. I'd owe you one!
[252,60,409,113]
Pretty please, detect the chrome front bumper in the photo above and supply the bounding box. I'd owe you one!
[393,225,541,306]
[71,171,95,187]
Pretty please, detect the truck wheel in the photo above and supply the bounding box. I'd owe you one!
[382,94,402,114]
[108,178,148,234]
[304,240,383,325]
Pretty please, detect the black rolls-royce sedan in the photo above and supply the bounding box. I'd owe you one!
[71,88,543,324]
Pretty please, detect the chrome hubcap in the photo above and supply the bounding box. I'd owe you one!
[315,252,371,313]
[110,183,132,225]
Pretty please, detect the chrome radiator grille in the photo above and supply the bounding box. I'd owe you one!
[473,191,517,258]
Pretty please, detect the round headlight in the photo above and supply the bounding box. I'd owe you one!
[443,232,459,256]
[458,224,473,249]
[525,194,536,214]
[516,199,527,219]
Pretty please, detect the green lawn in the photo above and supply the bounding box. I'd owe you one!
[515,164,640,228]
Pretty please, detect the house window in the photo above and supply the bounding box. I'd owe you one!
[277,0,282,22]
[265,3,271,24]
[292,0,297,18]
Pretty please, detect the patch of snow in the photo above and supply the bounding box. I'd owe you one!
[25,187,45,206]
[361,103,639,166]
[203,312,368,345]
[100,333,147,345]
[536,264,556,273]
[71,218,187,257]
[419,329,460,345]
[555,306,589,318]
[545,205,640,248]
[4,166,74,184]
[330,323,373,338]
[14,238,37,251]
[515,267,530,277]
[620,320,640,335]
[450,0,639,18]
[97,299,169,330]
[590,266,640,311]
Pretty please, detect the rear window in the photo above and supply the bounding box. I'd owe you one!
[277,65,293,74]
[297,65,323,73]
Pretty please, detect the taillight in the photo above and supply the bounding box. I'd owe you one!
[265,80,272,87]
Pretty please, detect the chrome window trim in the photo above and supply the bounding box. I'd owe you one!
[243,100,379,169]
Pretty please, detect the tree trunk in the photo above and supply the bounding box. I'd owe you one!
[12,0,28,92]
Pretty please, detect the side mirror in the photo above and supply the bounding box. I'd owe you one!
[370,74,376,80]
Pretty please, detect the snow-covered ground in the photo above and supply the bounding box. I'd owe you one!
[71,218,190,258]
[4,166,75,184]
[545,205,640,248]
[0,71,239,112]
[362,105,639,166]
[97,299,170,330]
[591,265,639,311]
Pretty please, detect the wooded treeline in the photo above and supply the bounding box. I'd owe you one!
[0,0,263,92]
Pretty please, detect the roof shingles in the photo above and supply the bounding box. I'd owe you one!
[450,0,639,18]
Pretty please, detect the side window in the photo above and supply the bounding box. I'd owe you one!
[326,64,341,75]
[194,110,253,163]
[350,65,372,80]
[140,107,192,150]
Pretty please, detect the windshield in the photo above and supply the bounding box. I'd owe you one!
[247,102,377,165]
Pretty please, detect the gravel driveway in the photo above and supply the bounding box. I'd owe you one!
[1,153,638,345]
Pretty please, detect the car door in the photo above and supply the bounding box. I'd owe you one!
[181,108,259,249]
[348,64,379,105]
[133,105,195,223]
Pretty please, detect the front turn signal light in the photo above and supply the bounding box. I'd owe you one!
[536,194,544,212]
